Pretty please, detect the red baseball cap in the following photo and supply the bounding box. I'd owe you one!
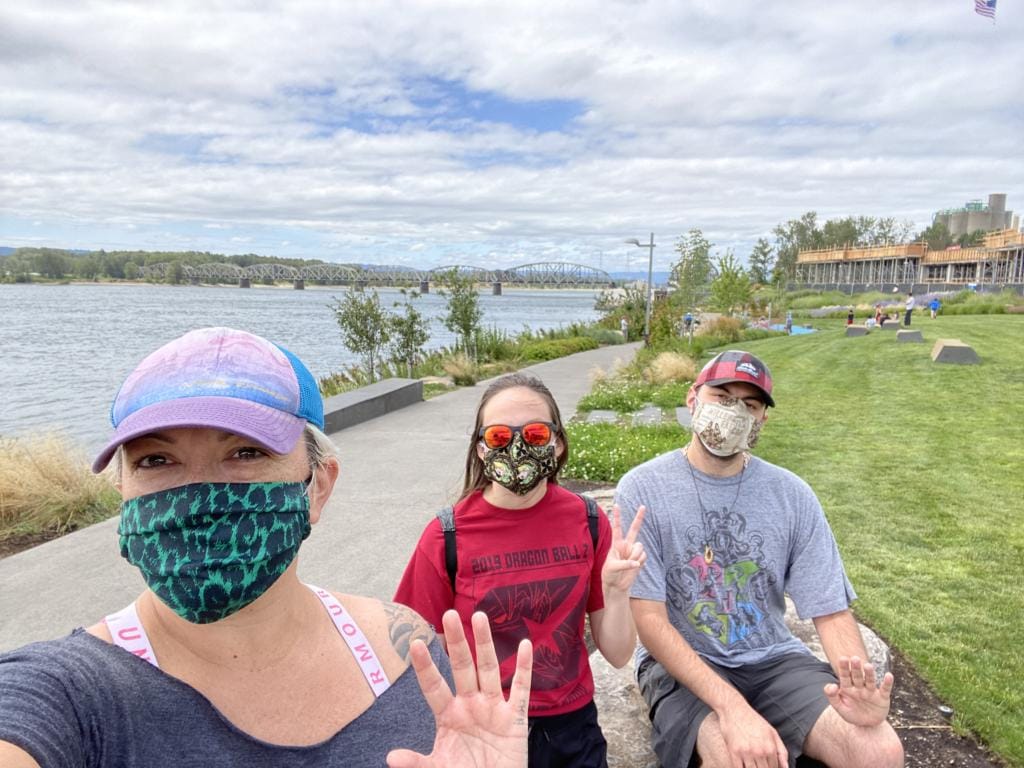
[693,350,775,407]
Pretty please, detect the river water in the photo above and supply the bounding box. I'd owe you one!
[0,283,601,454]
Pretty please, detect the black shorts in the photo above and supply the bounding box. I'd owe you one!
[637,653,837,768]
[528,699,608,768]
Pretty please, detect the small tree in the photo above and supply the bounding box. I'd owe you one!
[747,238,774,285]
[389,289,430,378]
[670,229,714,310]
[709,252,752,316]
[331,287,392,382]
[437,268,483,358]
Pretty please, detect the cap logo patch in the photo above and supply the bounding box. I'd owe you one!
[737,362,760,378]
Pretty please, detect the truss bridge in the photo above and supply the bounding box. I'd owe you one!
[138,260,616,291]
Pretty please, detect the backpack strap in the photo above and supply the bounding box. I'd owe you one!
[581,494,601,551]
[436,494,602,592]
[437,506,457,592]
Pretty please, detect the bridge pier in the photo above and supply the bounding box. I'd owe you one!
[356,280,368,289]
[239,277,251,288]
[293,279,305,290]
[419,279,430,294]
[492,281,502,296]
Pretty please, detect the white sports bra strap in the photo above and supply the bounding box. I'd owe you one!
[104,601,160,668]
[306,584,391,697]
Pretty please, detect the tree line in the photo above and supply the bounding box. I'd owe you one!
[0,247,327,283]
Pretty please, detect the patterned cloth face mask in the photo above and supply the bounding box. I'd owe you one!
[691,398,763,457]
[482,432,559,496]
[118,481,311,624]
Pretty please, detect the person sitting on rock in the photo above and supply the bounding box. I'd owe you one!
[615,350,904,768]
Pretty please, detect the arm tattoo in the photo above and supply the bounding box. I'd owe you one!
[383,602,434,660]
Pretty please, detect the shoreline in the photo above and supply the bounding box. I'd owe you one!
[2,279,606,293]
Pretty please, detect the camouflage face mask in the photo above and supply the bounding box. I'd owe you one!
[482,432,558,496]
[118,482,311,624]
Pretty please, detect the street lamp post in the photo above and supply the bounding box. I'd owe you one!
[625,233,656,345]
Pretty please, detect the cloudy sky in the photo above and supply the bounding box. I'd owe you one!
[1,1,1020,273]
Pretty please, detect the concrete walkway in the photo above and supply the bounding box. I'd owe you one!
[0,342,640,652]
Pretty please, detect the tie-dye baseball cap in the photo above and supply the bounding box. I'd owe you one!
[92,327,324,472]
[693,350,775,407]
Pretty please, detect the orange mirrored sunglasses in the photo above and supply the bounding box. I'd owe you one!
[478,421,557,449]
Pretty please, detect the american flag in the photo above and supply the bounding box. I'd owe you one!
[975,0,996,19]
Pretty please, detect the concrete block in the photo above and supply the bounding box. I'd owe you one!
[845,325,868,337]
[632,405,663,426]
[897,330,924,343]
[878,321,900,331]
[323,378,423,433]
[675,407,692,429]
[587,410,619,424]
[589,598,892,768]
[931,338,980,365]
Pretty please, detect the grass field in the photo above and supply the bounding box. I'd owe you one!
[742,316,1024,765]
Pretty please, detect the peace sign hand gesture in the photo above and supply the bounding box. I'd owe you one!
[601,504,647,594]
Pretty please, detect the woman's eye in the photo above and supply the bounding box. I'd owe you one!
[234,446,267,460]
[135,454,168,468]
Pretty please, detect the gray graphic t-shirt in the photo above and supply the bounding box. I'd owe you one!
[616,451,855,668]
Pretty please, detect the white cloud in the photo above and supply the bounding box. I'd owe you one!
[0,0,1020,268]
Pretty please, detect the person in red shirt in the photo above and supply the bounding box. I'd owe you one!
[395,372,646,768]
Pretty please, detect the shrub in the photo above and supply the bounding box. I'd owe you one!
[644,352,696,384]
[443,353,478,386]
[585,327,626,345]
[696,316,744,342]
[519,336,599,362]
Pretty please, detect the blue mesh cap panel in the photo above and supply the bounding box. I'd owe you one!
[277,346,325,429]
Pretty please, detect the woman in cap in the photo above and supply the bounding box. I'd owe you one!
[395,372,646,768]
[0,327,531,768]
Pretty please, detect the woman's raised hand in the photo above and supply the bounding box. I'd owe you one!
[387,610,532,768]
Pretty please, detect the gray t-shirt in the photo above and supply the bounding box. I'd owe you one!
[0,629,446,767]
[616,451,855,668]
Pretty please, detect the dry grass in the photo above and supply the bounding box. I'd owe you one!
[696,315,744,341]
[0,433,120,541]
[442,353,478,386]
[644,352,697,384]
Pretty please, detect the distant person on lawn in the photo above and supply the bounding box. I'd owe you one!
[929,297,941,319]
[615,350,904,768]
[904,293,916,326]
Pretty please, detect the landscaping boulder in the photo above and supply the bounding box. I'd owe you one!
[896,330,923,343]
[675,407,693,429]
[587,410,619,424]
[845,326,868,337]
[931,339,980,365]
[632,405,664,427]
[878,321,900,331]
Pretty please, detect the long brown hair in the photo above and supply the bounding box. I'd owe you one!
[460,373,569,500]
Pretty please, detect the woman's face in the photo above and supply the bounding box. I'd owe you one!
[476,386,563,462]
[120,427,313,500]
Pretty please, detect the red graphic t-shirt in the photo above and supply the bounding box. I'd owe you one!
[394,484,612,716]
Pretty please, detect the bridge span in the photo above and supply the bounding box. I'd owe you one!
[138,261,616,290]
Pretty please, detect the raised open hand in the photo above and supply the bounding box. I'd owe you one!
[824,655,894,728]
[387,610,532,768]
[601,504,647,593]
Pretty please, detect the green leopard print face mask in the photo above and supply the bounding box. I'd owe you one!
[482,432,558,495]
[119,482,311,624]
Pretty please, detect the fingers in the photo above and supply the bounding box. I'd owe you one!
[775,735,789,768]
[407,637,454,717]
[386,749,428,768]
[470,611,503,698]
[610,504,623,544]
[442,609,479,696]
[507,637,533,725]
[624,505,646,546]
[879,671,895,698]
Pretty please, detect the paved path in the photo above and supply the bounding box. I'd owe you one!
[0,343,640,652]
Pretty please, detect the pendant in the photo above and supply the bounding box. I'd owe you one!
[704,544,714,565]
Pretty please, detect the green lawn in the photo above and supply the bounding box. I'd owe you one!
[744,316,1024,765]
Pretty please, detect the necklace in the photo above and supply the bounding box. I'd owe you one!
[683,444,750,565]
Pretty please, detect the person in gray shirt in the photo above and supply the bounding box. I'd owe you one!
[616,350,903,768]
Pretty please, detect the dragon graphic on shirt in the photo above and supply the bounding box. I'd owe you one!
[666,505,786,649]
[476,577,586,690]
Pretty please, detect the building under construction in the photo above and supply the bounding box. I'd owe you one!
[795,229,1024,293]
